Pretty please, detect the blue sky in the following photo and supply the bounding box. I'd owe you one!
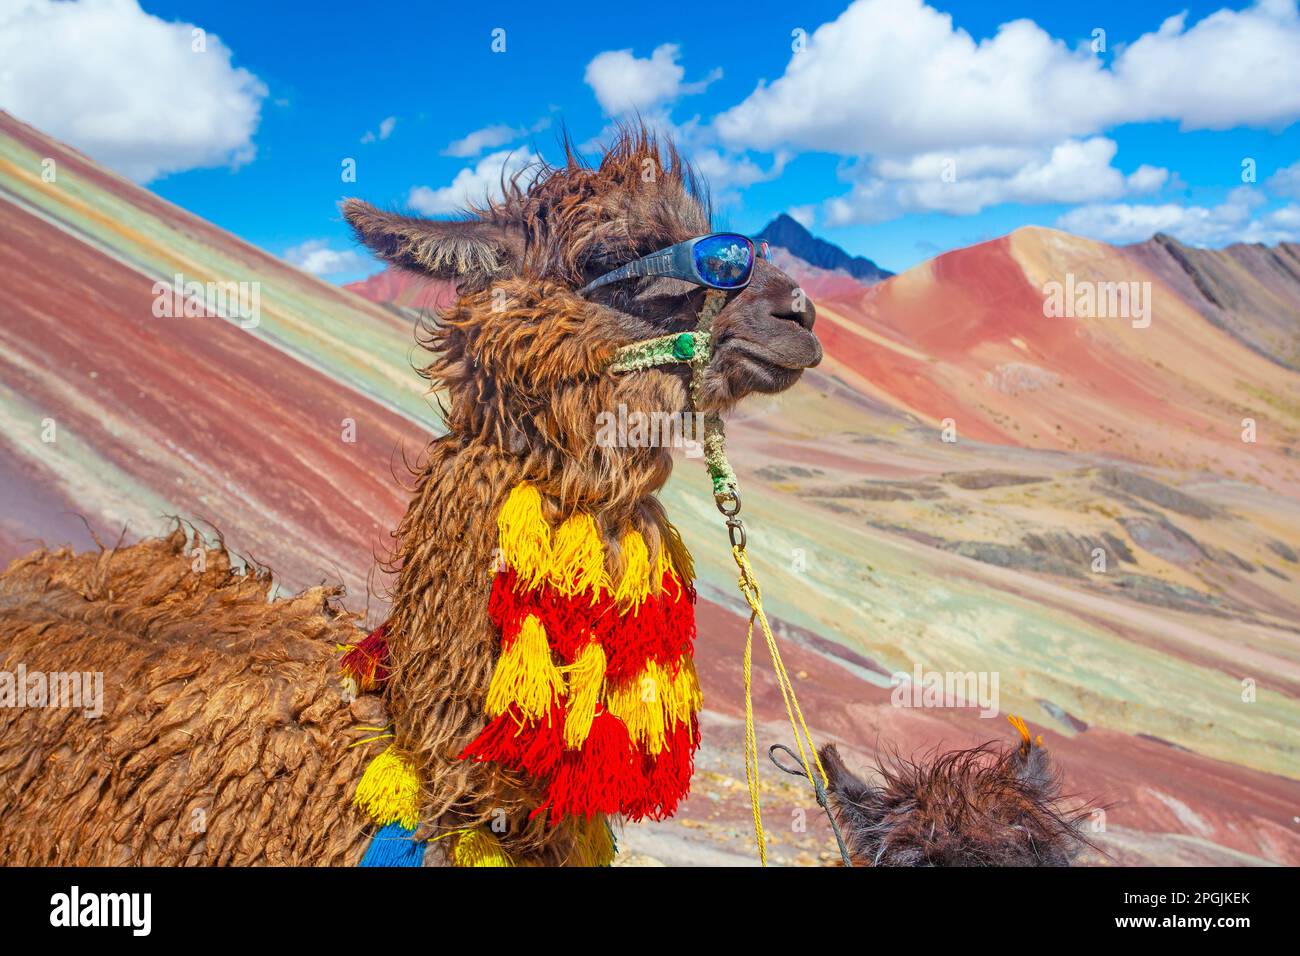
[3,0,1299,281]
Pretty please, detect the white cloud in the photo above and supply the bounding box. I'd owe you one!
[443,123,521,157]
[1126,165,1170,194]
[0,0,267,182]
[691,148,788,193]
[407,149,541,216]
[715,0,1300,157]
[283,239,370,277]
[360,116,397,144]
[442,116,552,158]
[584,43,720,115]
[787,206,816,229]
[826,138,1168,223]
[1110,0,1300,131]
[1267,159,1300,199]
[709,0,1299,226]
[1057,187,1300,245]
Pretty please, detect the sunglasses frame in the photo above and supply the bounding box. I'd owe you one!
[578,232,759,297]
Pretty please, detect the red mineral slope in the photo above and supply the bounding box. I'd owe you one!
[0,198,425,609]
[812,228,1300,493]
[0,111,434,608]
[345,268,455,315]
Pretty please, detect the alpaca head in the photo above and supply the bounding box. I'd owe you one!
[819,719,1094,866]
[342,125,821,463]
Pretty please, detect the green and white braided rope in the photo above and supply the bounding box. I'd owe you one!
[606,290,738,504]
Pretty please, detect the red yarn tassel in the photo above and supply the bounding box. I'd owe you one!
[660,574,698,660]
[599,572,696,682]
[540,589,611,663]
[602,595,666,683]
[458,704,565,780]
[536,708,641,824]
[458,709,524,767]
[627,717,700,821]
[515,707,565,779]
[340,623,390,691]
[488,569,533,648]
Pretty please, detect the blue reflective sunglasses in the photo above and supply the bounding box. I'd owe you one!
[578,233,768,297]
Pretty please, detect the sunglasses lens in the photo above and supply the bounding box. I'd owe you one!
[693,234,753,288]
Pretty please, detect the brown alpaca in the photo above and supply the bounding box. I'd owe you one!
[0,126,822,865]
[819,718,1094,866]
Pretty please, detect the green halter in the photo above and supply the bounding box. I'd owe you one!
[606,289,739,504]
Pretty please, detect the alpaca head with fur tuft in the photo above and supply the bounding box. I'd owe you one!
[343,125,820,507]
[820,717,1096,867]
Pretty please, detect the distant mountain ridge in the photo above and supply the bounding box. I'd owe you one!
[756,213,893,283]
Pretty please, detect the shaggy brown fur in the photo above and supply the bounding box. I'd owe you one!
[0,125,821,866]
[820,730,1094,867]
[0,531,380,865]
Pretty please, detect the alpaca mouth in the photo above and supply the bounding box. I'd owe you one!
[712,329,822,397]
[723,325,823,373]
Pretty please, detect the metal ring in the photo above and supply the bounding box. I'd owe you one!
[767,744,807,778]
[727,517,747,551]
[716,490,742,517]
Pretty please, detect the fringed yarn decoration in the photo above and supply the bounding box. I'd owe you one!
[600,571,697,682]
[568,817,618,867]
[498,483,551,588]
[605,658,702,756]
[460,703,566,780]
[660,522,694,585]
[453,828,515,867]
[606,666,668,756]
[614,531,652,606]
[549,513,608,598]
[359,822,426,867]
[461,481,700,827]
[561,642,607,749]
[630,718,700,821]
[485,615,564,720]
[340,623,390,691]
[354,744,420,830]
[537,708,642,824]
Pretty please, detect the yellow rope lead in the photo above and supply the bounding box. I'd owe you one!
[732,544,829,867]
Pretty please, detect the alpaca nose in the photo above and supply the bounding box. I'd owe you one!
[771,294,816,331]
[746,258,817,331]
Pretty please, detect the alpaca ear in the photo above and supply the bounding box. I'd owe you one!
[820,744,876,803]
[821,743,883,858]
[341,199,523,286]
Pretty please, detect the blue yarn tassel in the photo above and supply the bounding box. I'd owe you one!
[359,822,426,867]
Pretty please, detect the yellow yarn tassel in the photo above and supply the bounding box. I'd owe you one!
[485,614,564,720]
[666,656,704,728]
[499,483,551,587]
[614,531,653,606]
[569,817,616,866]
[549,513,608,597]
[660,521,695,585]
[453,828,515,867]
[605,659,702,755]
[560,642,607,749]
[354,745,420,829]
